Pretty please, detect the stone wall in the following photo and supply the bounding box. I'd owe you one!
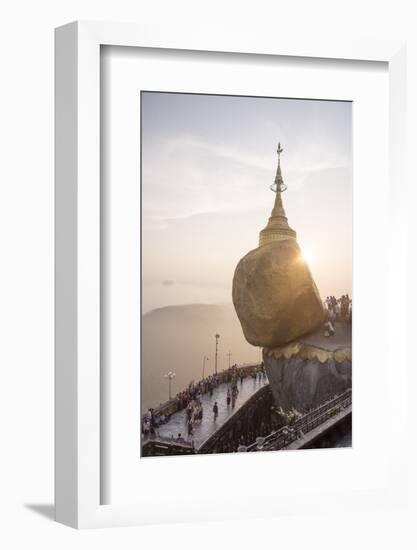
[263,349,351,413]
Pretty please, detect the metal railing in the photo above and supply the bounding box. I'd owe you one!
[141,432,196,457]
[142,432,194,448]
[245,389,352,452]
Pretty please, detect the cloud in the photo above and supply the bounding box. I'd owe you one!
[165,134,272,173]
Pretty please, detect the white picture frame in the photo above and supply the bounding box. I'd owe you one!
[55,21,407,529]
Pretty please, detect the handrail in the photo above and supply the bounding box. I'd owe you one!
[245,389,352,452]
[142,432,194,448]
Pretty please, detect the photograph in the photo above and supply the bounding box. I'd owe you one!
[140,91,352,457]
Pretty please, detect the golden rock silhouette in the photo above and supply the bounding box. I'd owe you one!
[232,239,325,347]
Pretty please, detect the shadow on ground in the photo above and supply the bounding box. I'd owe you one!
[25,503,55,521]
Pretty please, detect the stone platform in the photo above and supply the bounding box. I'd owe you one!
[148,375,268,449]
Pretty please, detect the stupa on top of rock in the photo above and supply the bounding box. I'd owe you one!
[232,142,352,412]
[258,143,297,246]
[232,143,325,348]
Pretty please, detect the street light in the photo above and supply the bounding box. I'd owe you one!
[227,351,232,369]
[214,334,220,374]
[202,356,209,378]
[164,371,176,401]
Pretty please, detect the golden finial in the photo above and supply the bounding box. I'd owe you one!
[270,142,287,193]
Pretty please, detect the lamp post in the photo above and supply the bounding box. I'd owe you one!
[202,356,209,378]
[227,351,232,369]
[164,371,176,401]
[215,333,220,374]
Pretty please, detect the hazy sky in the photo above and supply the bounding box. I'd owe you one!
[141,92,352,313]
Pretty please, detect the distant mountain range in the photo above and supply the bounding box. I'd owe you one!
[141,303,260,412]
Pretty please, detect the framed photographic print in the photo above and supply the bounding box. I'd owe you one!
[139,91,353,458]
[55,21,408,528]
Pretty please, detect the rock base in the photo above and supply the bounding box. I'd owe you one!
[263,323,352,412]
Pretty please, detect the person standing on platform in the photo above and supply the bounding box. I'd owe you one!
[226,389,231,407]
[213,401,219,421]
[231,387,236,409]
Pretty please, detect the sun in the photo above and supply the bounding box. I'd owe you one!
[301,249,314,265]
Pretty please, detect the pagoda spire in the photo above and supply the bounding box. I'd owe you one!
[259,143,296,247]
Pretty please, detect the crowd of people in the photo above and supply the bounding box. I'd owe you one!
[175,372,221,411]
[142,364,266,440]
[173,364,258,414]
[141,407,172,437]
[184,394,204,438]
[323,294,352,337]
[178,365,266,440]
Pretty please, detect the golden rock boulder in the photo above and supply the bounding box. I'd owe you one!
[232,239,325,348]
